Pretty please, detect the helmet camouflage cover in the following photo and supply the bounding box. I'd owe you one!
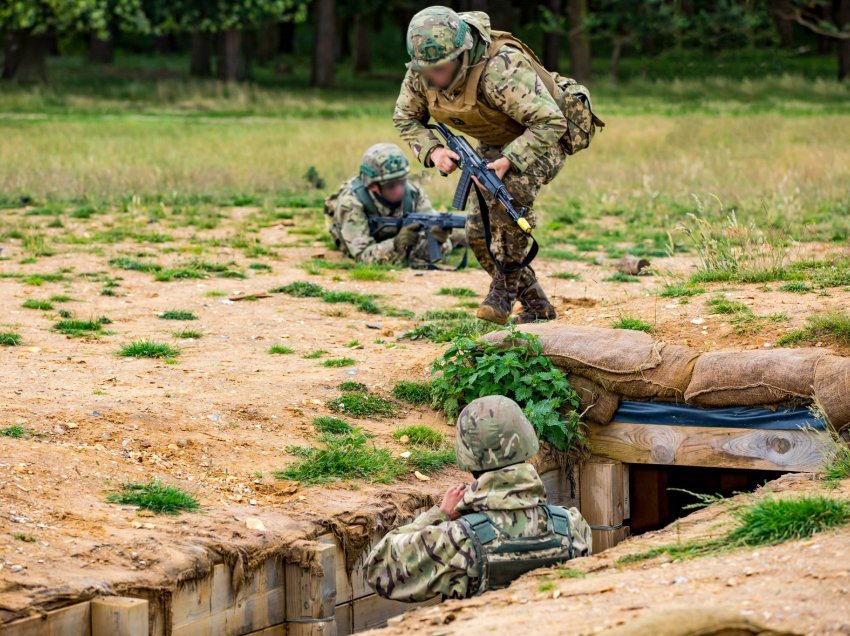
[359,143,410,187]
[406,6,474,71]
[456,395,539,472]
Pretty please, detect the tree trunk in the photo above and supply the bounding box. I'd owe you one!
[279,21,295,54]
[88,33,114,64]
[543,0,562,71]
[567,0,591,81]
[768,0,796,47]
[837,0,850,81]
[2,31,48,83]
[353,14,371,73]
[218,29,244,82]
[190,31,212,77]
[609,36,624,82]
[257,21,279,63]
[311,0,336,87]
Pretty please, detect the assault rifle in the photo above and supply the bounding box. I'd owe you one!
[426,122,537,272]
[367,211,467,268]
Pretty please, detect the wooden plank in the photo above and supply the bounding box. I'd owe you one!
[588,422,828,472]
[245,626,286,636]
[91,597,148,636]
[579,458,627,552]
[336,595,439,634]
[2,602,91,636]
[539,467,580,509]
[629,465,669,533]
[285,543,337,636]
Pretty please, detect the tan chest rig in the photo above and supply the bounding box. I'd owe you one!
[425,31,602,154]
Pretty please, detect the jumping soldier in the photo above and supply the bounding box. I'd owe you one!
[364,395,591,601]
[324,142,463,266]
[394,6,600,324]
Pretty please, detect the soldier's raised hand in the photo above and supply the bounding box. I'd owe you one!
[440,484,467,520]
[430,146,460,175]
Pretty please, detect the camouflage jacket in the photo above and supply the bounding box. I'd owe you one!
[326,176,433,264]
[393,12,567,174]
[364,463,591,602]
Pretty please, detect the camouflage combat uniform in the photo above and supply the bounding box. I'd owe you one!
[325,142,459,266]
[394,8,573,323]
[365,396,591,602]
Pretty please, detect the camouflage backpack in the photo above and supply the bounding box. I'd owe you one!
[458,503,591,596]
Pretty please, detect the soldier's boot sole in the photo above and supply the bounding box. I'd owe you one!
[476,303,511,325]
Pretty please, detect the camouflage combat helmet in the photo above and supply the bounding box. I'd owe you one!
[456,396,539,472]
[406,6,473,70]
[359,143,410,187]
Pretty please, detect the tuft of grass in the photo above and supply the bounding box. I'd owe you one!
[173,328,202,339]
[407,447,456,472]
[323,357,356,368]
[117,340,180,359]
[159,309,197,320]
[327,392,396,418]
[822,431,850,486]
[272,281,380,313]
[268,344,294,354]
[778,311,850,347]
[778,329,806,346]
[779,281,811,293]
[1,424,28,438]
[12,532,37,542]
[274,431,403,484]
[349,264,395,282]
[438,287,477,298]
[604,272,640,283]
[611,316,654,332]
[393,425,445,450]
[22,298,53,310]
[313,416,354,435]
[303,349,327,359]
[0,331,21,347]
[53,319,105,337]
[551,272,580,280]
[420,309,469,321]
[707,297,752,315]
[106,480,199,514]
[402,318,499,343]
[339,381,368,392]
[270,281,324,297]
[108,257,162,273]
[392,380,432,405]
[49,295,73,303]
[659,283,705,298]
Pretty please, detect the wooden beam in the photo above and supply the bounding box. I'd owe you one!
[588,422,828,472]
[579,458,628,552]
[285,543,337,636]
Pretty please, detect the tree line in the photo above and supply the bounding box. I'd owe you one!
[2,0,849,84]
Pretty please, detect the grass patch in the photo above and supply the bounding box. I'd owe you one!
[117,340,180,358]
[0,424,28,438]
[323,357,355,368]
[393,425,445,450]
[106,480,199,514]
[659,283,705,298]
[604,272,640,283]
[438,287,477,298]
[778,311,850,347]
[611,316,654,332]
[173,328,202,339]
[274,430,403,485]
[420,309,470,321]
[49,295,74,303]
[407,447,456,472]
[707,297,753,315]
[22,298,53,310]
[313,416,354,435]
[303,349,327,359]
[822,431,850,486]
[159,309,197,320]
[349,264,395,282]
[270,281,324,297]
[339,381,368,392]
[272,281,380,313]
[327,392,396,418]
[550,272,580,280]
[268,344,294,355]
[779,281,811,293]
[53,318,106,337]
[392,380,432,405]
[402,318,499,343]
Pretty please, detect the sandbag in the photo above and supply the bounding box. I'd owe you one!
[483,323,663,374]
[814,355,850,431]
[600,607,799,636]
[684,349,827,407]
[568,375,620,425]
[572,343,700,401]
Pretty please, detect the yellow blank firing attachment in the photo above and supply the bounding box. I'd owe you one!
[516,218,532,234]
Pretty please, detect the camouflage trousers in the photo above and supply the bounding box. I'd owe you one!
[466,143,566,291]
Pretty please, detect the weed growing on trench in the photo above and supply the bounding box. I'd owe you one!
[778,311,850,347]
[392,381,432,405]
[313,416,353,435]
[327,392,396,418]
[611,315,654,333]
[107,480,199,514]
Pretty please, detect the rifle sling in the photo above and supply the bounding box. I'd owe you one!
[473,183,537,274]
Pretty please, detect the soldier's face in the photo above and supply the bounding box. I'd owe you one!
[422,60,460,89]
[371,178,406,204]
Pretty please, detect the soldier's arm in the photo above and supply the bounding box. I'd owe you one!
[393,69,442,167]
[479,46,568,173]
[338,200,401,265]
[365,507,475,602]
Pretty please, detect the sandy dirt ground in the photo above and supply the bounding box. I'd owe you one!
[366,475,850,636]
[1,205,848,625]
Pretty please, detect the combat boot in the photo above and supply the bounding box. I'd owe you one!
[515,281,557,324]
[476,271,515,325]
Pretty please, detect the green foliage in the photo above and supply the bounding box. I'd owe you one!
[272,281,324,297]
[339,381,367,392]
[159,309,197,320]
[0,424,28,438]
[49,295,73,303]
[707,297,752,315]
[303,349,327,359]
[822,432,850,486]
[22,298,53,310]
[420,309,470,321]
[407,447,456,472]
[268,344,294,354]
[392,381,431,405]
[323,357,355,368]
[107,480,199,515]
[438,287,477,298]
[431,328,585,453]
[349,265,395,282]
[778,311,850,347]
[611,316,654,332]
[54,318,106,337]
[327,392,396,418]
[604,272,640,283]
[117,340,179,358]
[109,257,161,273]
[402,318,499,343]
[551,272,580,280]
[0,331,22,346]
[272,281,380,313]
[393,425,445,450]
[779,281,811,293]
[274,430,404,485]
[659,283,705,298]
[173,328,202,339]
[313,416,353,435]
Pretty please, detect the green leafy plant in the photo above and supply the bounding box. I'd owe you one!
[604,272,640,283]
[118,340,180,359]
[303,349,327,359]
[779,311,850,347]
[22,298,53,310]
[323,357,355,368]
[327,392,396,418]
[268,344,294,354]
[393,425,445,449]
[54,319,106,337]
[107,480,199,514]
[402,318,500,343]
[430,328,585,453]
[159,309,197,320]
[659,283,705,298]
[392,381,432,405]
[313,416,353,435]
[0,332,22,346]
[1,424,28,438]
[438,287,477,298]
[339,381,367,392]
[173,328,202,339]
[611,315,654,332]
